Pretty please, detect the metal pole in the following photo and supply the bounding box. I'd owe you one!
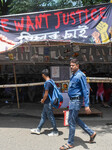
[13,64,20,109]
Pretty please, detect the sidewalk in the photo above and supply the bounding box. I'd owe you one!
[0,103,112,150]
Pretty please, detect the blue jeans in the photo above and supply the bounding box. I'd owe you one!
[68,100,94,145]
[37,103,58,132]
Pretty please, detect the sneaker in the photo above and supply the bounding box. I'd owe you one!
[31,128,41,135]
[48,131,59,137]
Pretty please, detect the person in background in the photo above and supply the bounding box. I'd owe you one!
[96,83,110,107]
[4,87,15,103]
[104,83,112,104]
[31,69,59,136]
[107,84,112,107]
[3,79,15,103]
[108,93,112,106]
[60,59,96,150]
[28,79,36,102]
[18,79,25,103]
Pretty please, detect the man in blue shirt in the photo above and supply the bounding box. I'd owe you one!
[60,59,96,150]
[31,69,59,136]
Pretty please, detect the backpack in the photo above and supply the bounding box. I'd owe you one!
[44,80,63,109]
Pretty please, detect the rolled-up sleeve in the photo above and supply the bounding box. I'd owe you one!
[80,75,89,107]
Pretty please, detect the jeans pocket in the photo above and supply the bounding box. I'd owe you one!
[69,100,81,111]
[75,102,81,111]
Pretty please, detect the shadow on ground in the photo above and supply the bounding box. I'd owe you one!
[0,103,112,136]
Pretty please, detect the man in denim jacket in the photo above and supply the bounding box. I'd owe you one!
[60,59,96,150]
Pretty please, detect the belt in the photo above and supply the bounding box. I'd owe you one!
[70,96,82,100]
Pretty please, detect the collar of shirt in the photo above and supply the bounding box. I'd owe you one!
[71,69,80,78]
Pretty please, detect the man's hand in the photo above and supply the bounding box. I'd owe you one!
[41,90,48,104]
[85,106,91,114]
[41,99,44,104]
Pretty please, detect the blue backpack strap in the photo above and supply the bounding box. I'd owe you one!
[46,79,55,86]
[44,80,53,87]
[45,80,63,108]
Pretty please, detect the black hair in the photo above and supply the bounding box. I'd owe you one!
[41,69,50,77]
[70,58,79,65]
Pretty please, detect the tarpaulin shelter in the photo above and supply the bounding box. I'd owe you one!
[0,2,112,108]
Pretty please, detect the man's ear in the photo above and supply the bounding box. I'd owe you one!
[76,64,79,68]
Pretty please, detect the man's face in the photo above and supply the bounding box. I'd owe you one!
[42,74,46,80]
[70,62,79,73]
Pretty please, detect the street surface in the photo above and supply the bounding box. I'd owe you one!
[0,103,112,150]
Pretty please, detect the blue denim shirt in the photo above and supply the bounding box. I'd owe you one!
[68,69,89,108]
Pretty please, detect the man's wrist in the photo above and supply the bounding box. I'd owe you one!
[42,98,46,102]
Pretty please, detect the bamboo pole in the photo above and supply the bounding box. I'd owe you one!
[13,64,20,109]
[0,77,111,88]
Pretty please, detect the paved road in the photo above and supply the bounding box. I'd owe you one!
[0,113,112,150]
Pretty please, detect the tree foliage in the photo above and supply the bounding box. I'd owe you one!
[56,0,73,9]
[0,0,12,15]
[9,0,74,14]
[9,0,57,14]
[73,0,110,7]
[0,0,111,16]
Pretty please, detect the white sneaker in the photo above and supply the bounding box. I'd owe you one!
[48,131,59,136]
[31,128,41,135]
